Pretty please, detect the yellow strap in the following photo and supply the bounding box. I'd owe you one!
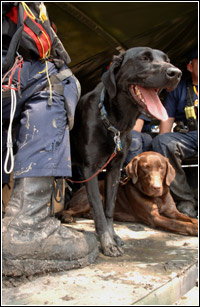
[193,85,198,97]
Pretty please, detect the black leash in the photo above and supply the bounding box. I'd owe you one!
[98,87,122,152]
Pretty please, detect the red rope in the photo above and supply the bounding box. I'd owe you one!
[2,55,23,92]
[67,151,117,184]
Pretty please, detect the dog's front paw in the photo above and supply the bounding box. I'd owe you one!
[114,234,125,247]
[100,232,124,257]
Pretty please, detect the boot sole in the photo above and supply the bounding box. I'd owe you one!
[2,246,99,277]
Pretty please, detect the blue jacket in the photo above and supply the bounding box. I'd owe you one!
[164,80,198,123]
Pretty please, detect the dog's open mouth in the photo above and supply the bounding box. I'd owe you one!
[129,85,168,121]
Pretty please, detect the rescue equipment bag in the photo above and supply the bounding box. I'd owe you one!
[2,2,71,74]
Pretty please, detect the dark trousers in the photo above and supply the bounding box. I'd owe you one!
[2,53,73,183]
[152,130,198,203]
[124,130,152,167]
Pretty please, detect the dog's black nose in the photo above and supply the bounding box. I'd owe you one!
[166,67,182,81]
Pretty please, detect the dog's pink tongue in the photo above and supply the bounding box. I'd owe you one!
[138,86,168,121]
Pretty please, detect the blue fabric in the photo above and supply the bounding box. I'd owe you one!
[124,130,152,166]
[123,114,152,168]
[138,114,152,132]
[150,79,198,202]
[152,130,198,201]
[164,80,198,122]
[13,89,72,178]
[152,130,198,160]
[2,52,80,179]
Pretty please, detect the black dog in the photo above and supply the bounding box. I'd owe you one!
[70,47,182,257]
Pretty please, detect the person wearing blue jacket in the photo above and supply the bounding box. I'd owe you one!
[152,47,198,218]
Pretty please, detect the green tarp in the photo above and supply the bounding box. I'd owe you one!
[46,2,198,94]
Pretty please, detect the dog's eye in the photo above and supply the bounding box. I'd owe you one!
[142,163,150,169]
[164,55,170,63]
[141,55,150,62]
[140,52,152,62]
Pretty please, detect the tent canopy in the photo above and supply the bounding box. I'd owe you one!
[46,2,198,94]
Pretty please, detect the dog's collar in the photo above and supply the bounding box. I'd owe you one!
[120,176,130,185]
[98,87,122,152]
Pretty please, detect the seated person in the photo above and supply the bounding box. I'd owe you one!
[123,114,153,168]
[152,47,198,218]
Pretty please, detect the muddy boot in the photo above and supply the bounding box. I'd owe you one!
[2,177,99,277]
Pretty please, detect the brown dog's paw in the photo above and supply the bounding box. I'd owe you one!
[187,224,198,236]
[59,212,76,224]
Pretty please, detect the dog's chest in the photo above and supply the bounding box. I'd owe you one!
[152,197,165,213]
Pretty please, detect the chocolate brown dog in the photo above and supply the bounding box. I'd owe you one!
[62,152,198,237]
[70,47,182,256]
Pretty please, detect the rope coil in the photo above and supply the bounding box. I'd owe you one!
[4,88,17,174]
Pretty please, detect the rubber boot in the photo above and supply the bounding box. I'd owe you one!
[2,177,99,277]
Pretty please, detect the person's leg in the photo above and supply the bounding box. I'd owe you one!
[152,131,198,217]
[124,130,143,167]
[2,60,98,277]
[141,132,153,152]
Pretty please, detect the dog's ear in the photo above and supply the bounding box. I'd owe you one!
[165,158,176,186]
[125,157,139,184]
[101,53,124,99]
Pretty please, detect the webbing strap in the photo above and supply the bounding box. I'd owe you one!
[50,178,64,216]
[2,3,24,74]
[44,68,78,97]
[185,81,198,131]
[50,68,73,83]
[186,82,195,107]
[24,16,42,36]
[44,68,73,92]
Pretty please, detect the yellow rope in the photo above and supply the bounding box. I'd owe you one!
[37,35,45,59]
[37,33,51,60]
[22,2,52,102]
[41,31,51,58]
[38,60,52,103]
[38,60,53,106]
[21,2,35,20]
